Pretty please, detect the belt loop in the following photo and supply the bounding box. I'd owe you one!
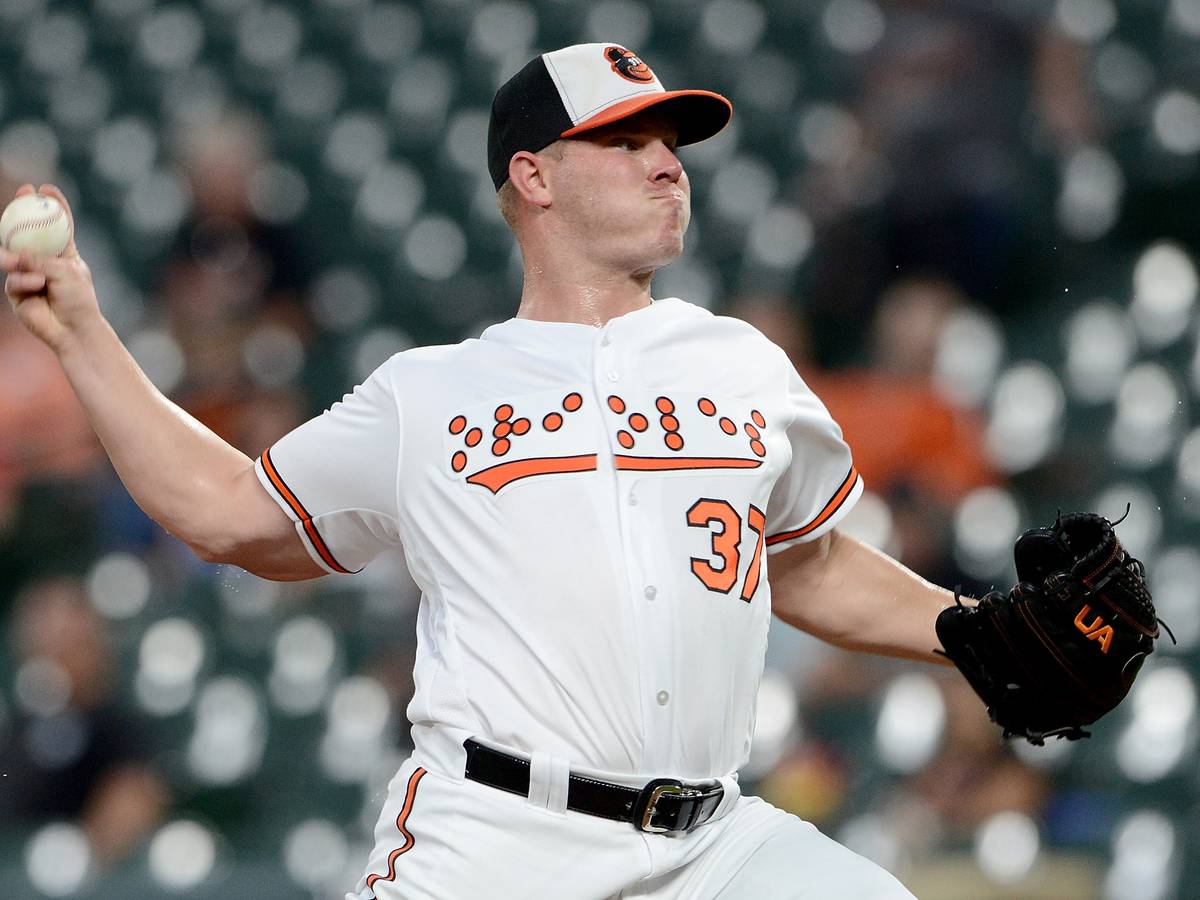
[545,755,570,815]
[527,751,570,814]
[711,775,741,822]
[527,751,552,810]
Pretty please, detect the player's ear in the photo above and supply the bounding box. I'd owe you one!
[508,150,554,211]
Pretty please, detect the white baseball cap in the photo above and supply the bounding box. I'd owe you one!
[487,43,733,190]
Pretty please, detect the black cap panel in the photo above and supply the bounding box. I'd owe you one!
[487,56,574,190]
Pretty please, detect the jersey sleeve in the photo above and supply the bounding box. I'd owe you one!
[765,358,862,554]
[254,365,402,574]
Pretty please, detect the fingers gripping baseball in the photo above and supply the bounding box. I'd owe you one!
[1,184,99,353]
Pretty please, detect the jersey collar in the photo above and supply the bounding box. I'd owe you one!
[480,298,684,347]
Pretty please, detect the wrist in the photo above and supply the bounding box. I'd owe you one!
[55,310,115,366]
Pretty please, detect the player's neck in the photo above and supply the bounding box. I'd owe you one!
[514,264,653,327]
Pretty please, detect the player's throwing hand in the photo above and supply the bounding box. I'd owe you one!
[1,183,100,356]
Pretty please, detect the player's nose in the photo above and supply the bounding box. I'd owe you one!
[648,141,684,185]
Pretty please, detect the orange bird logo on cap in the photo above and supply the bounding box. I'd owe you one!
[604,46,655,84]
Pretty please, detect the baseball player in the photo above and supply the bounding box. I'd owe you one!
[2,44,965,899]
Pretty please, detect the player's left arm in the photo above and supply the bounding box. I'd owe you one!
[768,528,955,665]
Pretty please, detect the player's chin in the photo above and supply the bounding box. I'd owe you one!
[653,217,688,255]
[637,237,684,274]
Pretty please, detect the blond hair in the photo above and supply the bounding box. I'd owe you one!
[497,179,520,230]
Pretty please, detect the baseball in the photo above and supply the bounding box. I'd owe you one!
[0,193,72,257]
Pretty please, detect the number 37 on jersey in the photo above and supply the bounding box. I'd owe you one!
[686,498,766,603]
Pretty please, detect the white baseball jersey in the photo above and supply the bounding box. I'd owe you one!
[256,298,861,782]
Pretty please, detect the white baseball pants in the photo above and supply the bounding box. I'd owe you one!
[345,754,914,900]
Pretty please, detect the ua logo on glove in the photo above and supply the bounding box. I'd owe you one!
[1074,605,1114,653]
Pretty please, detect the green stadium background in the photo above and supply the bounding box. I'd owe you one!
[0,0,1198,897]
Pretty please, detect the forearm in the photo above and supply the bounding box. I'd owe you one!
[770,530,956,665]
[57,314,252,557]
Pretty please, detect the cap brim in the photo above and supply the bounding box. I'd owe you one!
[559,90,733,147]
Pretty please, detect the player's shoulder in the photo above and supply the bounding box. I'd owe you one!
[657,298,789,357]
[371,337,492,372]
[351,338,493,395]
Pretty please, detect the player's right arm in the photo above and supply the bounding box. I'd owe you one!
[1,183,324,582]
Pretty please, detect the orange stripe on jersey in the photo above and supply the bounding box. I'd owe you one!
[614,456,762,472]
[260,447,355,574]
[466,454,599,493]
[765,466,860,547]
[366,767,427,891]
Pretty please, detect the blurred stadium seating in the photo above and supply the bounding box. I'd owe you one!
[0,0,1198,897]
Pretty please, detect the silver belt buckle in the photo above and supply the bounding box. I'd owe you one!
[639,781,702,834]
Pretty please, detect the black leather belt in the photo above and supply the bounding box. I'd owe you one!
[463,739,725,835]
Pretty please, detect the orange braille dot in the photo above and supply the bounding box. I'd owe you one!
[618,431,635,449]
[465,427,482,447]
[494,421,512,439]
[563,393,582,412]
[719,417,736,435]
[607,395,626,414]
[451,451,467,472]
[449,415,467,435]
[752,410,766,428]
[493,438,511,456]
[495,404,513,422]
[629,413,648,432]
[698,398,716,416]
[744,423,760,440]
[665,433,684,451]
[543,412,563,431]
[512,418,530,436]
[656,396,675,414]
[751,440,766,457]
[660,414,679,432]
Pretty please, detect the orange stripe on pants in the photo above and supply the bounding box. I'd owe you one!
[366,767,427,891]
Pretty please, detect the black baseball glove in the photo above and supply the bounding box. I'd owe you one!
[935,511,1168,744]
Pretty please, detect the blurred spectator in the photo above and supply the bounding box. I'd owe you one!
[167,108,313,322]
[0,577,168,866]
[805,276,996,505]
[159,108,316,442]
[729,279,996,584]
[799,0,1095,365]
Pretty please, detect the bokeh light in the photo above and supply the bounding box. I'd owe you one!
[24,823,90,898]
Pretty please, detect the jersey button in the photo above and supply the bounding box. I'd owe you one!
[628,491,638,506]
[607,370,620,382]
[644,585,657,600]
[600,333,611,347]
[656,691,670,706]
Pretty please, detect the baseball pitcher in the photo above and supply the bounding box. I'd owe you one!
[2,43,1159,900]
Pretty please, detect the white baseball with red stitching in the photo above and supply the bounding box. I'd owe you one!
[0,193,71,257]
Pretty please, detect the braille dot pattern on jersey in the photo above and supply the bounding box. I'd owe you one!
[701,401,769,459]
[450,394,768,475]
[447,399,561,472]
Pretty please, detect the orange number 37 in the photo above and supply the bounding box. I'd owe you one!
[686,499,766,602]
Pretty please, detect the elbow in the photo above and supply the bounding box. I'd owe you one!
[186,523,248,568]
[192,540,293,581]
[160,510,242,566]
[197,535,327,583]
[191,535,235,566]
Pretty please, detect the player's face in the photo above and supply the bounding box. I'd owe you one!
[550,115,690,275]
